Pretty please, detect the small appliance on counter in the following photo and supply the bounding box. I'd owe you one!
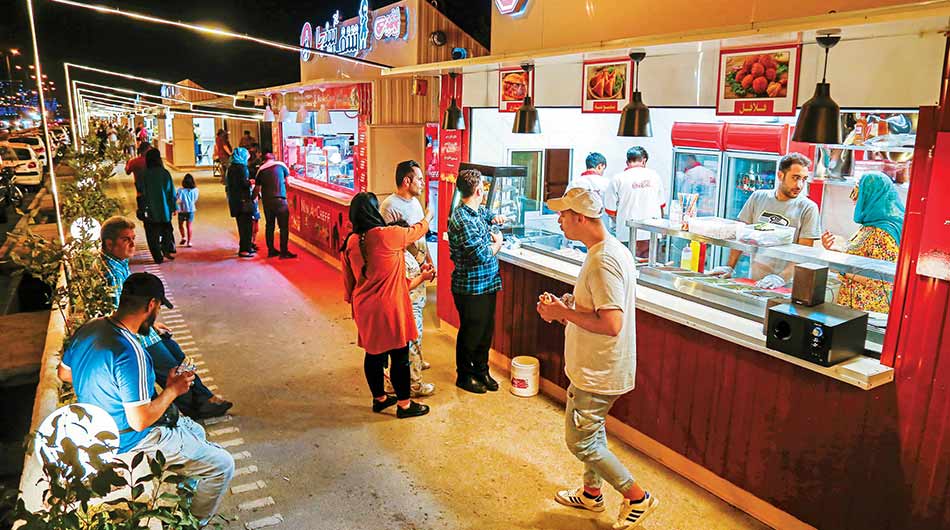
[766,302,868,367]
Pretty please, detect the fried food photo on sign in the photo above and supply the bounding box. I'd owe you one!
[502,71,527,101]
[587,64,626,100]
[724,52,790,99]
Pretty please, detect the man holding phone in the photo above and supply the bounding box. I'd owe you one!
[58,273,234,525]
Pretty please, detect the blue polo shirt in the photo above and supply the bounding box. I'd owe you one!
[62,317,156,453]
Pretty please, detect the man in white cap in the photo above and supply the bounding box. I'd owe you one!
[537,188,658,529]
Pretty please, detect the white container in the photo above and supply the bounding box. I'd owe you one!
[737,223,796,246]
[510,356,540,397]
[688,217,746,240]
[679,245,693,270]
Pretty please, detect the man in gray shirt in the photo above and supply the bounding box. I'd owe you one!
[711,152,821,288]
[380,160,431,266]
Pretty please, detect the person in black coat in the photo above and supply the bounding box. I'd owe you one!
[226,147,255,257]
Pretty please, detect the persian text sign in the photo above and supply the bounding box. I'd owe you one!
[300,23,314,62]
[300,0,371,61]
[373,6,408,41]
[495,0,529,15]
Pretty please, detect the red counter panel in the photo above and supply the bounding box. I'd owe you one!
[288,186,351,257]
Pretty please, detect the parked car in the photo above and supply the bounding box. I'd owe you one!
[0,143,43,189]
[7,135,48,168]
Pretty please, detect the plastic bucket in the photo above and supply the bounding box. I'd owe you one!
[510,356,540,397]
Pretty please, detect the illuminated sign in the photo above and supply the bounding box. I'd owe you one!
[300,22,314,62]
[300,0,371,60]
[373,6,408,41]
[494,0,529,15]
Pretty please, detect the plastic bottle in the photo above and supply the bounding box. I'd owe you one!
[680,245,694,271]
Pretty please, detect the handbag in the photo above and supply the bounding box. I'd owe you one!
[135,196,149,221]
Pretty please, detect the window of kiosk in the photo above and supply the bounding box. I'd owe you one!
[509,150,543,204]
[281,113,357,193]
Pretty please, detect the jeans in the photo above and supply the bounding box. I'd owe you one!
[263,198,290,253]
[564,384,635,494]
[235,213,253,253]
[364,346,410,401]
[147,334,214,415]
[124,416,234,524]
[453,292,496,377]
[144,221,175,262]
[408,298,425,385]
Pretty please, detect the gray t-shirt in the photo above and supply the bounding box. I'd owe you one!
[381,194,427,261]
[738,190,821,279]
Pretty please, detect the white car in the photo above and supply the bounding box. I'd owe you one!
[0,143,43,188]
[8,136,48,168]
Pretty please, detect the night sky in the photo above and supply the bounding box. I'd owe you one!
[1,0,490,106]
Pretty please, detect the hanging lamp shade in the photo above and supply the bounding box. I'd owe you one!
[278,104,290,122]
[618,92,652,137]
[793,33,842,144]
[263,105,275,122]
[512,96,540,134]
[295,97,310,123]
[618,52,652,137]
[511,64,540,134]
[316,104,332,125]
[441,98,465,130]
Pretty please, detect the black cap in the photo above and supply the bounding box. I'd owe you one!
[122,272,173,309]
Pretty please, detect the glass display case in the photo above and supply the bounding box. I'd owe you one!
[451,163,529,229]
[628,218,897,354]
[284,135,355,191]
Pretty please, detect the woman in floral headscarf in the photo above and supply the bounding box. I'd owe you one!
[822,172,905,312]
[226,147,255,257]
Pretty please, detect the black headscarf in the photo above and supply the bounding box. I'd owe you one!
[341,192,398,278]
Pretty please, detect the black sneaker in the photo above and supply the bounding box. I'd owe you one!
[279,251,298,259]
[190,400,233,420]
[456,375,487,394]
[372,395,398,413]
[267,249,280,258]
[396,401,430,419]
[478,373,499,392]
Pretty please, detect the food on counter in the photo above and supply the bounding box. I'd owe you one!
[725,51,790,99]
[737,223,796,246]
[502,72,528,101]
[554,247,587,262]
[587,64,626,100]
[688,217,745,239]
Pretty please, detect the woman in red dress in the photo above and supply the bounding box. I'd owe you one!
[342,192,432,419]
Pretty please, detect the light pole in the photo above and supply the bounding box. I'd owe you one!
[26,0,65,245]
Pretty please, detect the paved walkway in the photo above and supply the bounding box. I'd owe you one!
[107,170,767,530]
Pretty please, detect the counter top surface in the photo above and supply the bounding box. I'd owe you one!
[498,245,893,390]
[287,177,353,205]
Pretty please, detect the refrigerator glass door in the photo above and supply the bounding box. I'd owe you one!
[669,149,722,268]
[722,153,780,276]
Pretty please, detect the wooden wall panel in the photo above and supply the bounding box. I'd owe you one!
[415,1,488,65]
[372,77,439,126]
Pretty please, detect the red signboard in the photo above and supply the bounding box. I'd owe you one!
[916,131,950,281]
[289,189,351,256]
[581,57,632,114]
[498,66,533,113]
[716,42,802,117]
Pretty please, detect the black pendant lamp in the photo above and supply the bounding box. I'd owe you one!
[441,72,465,130]
[618,52,652,137]
[512,64,541,134]
[793,31,842,144]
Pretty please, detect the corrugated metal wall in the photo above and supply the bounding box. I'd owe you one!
[371,77,439,125]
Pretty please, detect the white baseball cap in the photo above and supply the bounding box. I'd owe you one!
[546,188,604,218]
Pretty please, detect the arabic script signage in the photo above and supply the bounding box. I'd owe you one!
[373,5,409,41]
[494,0,529,16]
[300,0,371,62]
[716,43,801,117]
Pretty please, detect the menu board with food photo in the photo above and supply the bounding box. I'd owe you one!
[716,43,801,116]
[582,58,632,113]
[498,66,533,112]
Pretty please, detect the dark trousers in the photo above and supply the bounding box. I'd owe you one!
[144,221,175,263]
[453,292,497,377]
[364,346,410,401]
[147,334,214,415]
[235,213,253,252]
[263,199,290,253]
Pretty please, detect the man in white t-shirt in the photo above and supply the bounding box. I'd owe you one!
[568,152,610,197]
[604,147,666,257]
[537,188,658,529]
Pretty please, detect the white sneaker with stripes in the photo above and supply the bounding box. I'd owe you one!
[614,492,659,529]
[554,486,605,512]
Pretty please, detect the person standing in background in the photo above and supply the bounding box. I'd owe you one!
[254,151,297,259]
[239,130,257,149]
[226,147,256,258]
[215,129,233,181]
[176,173,199,248]
[568,152,609,198]
[604,147,666,257]
[141,148,177,263]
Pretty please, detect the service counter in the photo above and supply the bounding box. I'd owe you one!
[286,177,352,266]
[490,244,897,530]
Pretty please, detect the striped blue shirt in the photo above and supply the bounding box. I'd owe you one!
[62,318,155,452]
[100,252,162,348]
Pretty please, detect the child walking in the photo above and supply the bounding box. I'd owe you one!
[176,173,199,247]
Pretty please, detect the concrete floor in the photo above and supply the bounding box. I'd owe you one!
[108,170,769,530]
